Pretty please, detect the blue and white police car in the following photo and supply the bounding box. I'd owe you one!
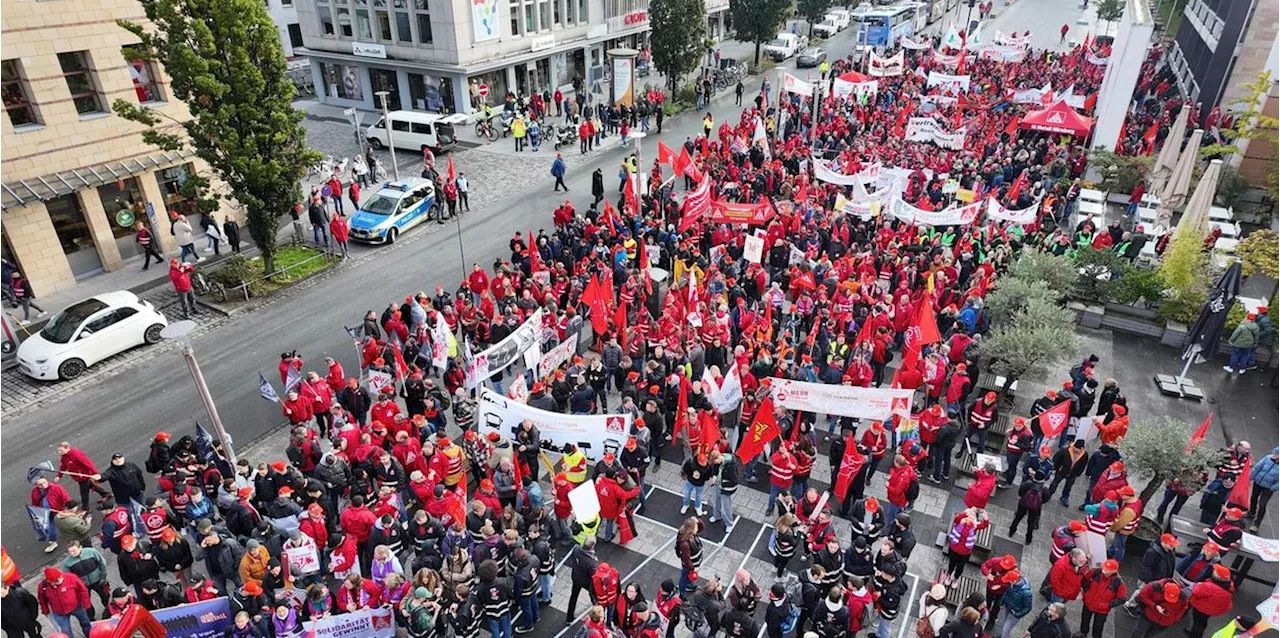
[348,178,439,244]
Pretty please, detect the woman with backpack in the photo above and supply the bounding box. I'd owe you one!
[917,583,950,638]
[675,517,705,594]
[764,582,797,638]
[1008,470,1049,543]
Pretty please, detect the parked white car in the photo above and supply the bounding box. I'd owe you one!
[763,33,809,60]
[16,291,168,380]
[813,19,842,38]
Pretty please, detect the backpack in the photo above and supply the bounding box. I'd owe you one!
[1020,486,1044,510]
[905,477,920,502]
[683,604,711,638]
[780,604,800,633]
[916,604,946,638]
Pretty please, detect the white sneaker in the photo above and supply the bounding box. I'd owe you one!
[708,516,719,523]
[197,256,207,262]
[1223,365,1235,372]
[44,541,58,553]
[695,508,704,516]
[680,505,689,514]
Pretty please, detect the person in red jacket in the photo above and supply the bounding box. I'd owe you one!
[861,421,889,481]
[328,210,350,260]
[1048,549,1090,603]
[56,442,110,510]
[767,444,795,517]
[592,562,620,611]
[37,567,92,636]
[339,495,377,572]
[1134,580,1190,638]
[964,461,998,510]
[945,363,971,413]
[1079,558,1127,638]
[980,554,1017,631]
[884,455,915,523]
[30,477,72,553]
[299,503,329,549]
[302,372,335,436]
[595,468,641,542]
[1187,565,1235,638]
[281,389,314,426]
[168,259,197,318]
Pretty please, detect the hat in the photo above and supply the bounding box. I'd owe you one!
[1113,405,1126,416]
[603,452,616,462]
[956,363,967,371]
[1000,555,1016,570]
[121,534,137,547]
[43,567,62,581]
[155,431,171,442]
[865,497,879,512]
[486,432,500,442]
[480,479,495,491]
[196,519,214,533]
[1013,417,1027,428]
[1160,533,1179,547]
[1105,490,1118,502]
[270,461,287,472]
[1224,507,1244,518]
[237,487,254,499]
[930,583,947,599]
[985,391,997,401]
[1000,569,1021,583]
[872,421,884,431]
[1117,486,1135,497]
[1163,582,1182,603]
[112,587,130,598]
[1062,381,1073,389]
[1247,312,1257,320]
[532,382,545,393]
[1102,559,1119,572]
[278,486,294,496]
[1069,520,1087,533]
[1109,461,1124,472]
[625,436,637,450]
[160,528,177,543]
[415,586,431,599]
[1047,390,1058,399]
[243,581,264,596]
[1212,564,1232,580]
[1204,541,1221,553]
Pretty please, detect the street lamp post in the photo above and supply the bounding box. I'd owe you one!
[375,90,400,181]
[161,320,237,467]
[965,0,977,34]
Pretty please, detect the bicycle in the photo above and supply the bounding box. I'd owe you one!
[192,272,228,303]
[474,118,499,142]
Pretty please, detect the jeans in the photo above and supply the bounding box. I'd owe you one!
[313,224,329,246]
[712,488,734,526]
[177,290,196,317]
[1155,487,1190,524]
[930,445,952,480]
[332,195,344,214]
[884,501,903,527]
[682,482,704,512]
[793,478,810,499]
[1109,533,1129,561]
[767,483,786,513]
[52,608,92,637]
[1228,346,1253,371]
[602,517,616,541]
[518,594,539,629]
[1050,473,1078,505]
[1004,452,1024,483]
[679,567,696,593]
[538,574,553,603]
[488,615,514,638]
[179,243,200,262]
[876,615,892,638]
[1000,611,1023,638]
[34,510,57,542]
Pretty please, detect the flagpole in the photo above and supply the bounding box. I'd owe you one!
[162,321,238,467]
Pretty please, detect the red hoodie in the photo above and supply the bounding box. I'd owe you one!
[1049,554,1088,601]
[339,505,377,544]
[1189,579,1234,616]
[964,469,997,509]
[58,447,98,483]
[1138,580,1190,627]
[886,465,915,507]
[595,476,640,521]
[1081,569,1128,613]
[38,574,90,616]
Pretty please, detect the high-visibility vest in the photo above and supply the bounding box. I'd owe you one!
[564,450,588,484]
[441,445,464,486]
[0,546,17,585]
[573,516,600,545]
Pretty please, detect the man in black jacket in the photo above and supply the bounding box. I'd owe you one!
[722,595,760,638]
[887,513,917,559]
[812,587,850,638]
[197,519,244,594]
[565,536,598,619]
[1027,602,1070,638]
[1,583,41,638]
[1123,533,1180,613]
[101,453,146,507]
[1049,440,1089,506]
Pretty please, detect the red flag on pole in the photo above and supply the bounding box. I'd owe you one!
[657,141,676,166]
[617,508,637,545]
[637,238,649,270]
[833,443,867,501]
[737,397,781,464]
[698,410,721,453]
[584,275,610,336]
[1185,412,1212,452]
[1228,457,1253,509]
[1036,400,1072,438]
[899,295,942,375]
[392,346,410,379]
[527,231,543,273]
[446,155,456,184]
[613,298,628,350]
[679,175,712,232]
[624,172,639,212]
[1007,169,1028,202]
[671,375,690,443]
[672,146,692,178]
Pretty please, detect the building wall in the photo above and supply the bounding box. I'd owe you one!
[1219,0,1277,109]
[1,0,241,296]
[266,0,303,57]
[1172,0,1256,107]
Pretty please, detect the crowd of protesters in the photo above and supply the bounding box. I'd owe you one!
[5,28,1274,638]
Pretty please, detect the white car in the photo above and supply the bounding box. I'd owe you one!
[16,291,168,380]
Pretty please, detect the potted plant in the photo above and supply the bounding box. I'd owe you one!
[1119,416,1215,551]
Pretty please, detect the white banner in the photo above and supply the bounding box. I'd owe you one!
[476,388,631,460]
[900,36,931,50]
[813,159,882,186]
[365,369,393,394]
[932,50,963,67]
[890,197,983,225]
[926,71,971,92]
[769,378,914,421]
[704,365,743,413]
[1053,85,1086,109]
[1242,533,1280,562]
[993,30,1031,48]
[869,50,905,77]
[284,545,320,576]
[308,606,396,638]
[1011,84,1052,105]
[783,73,814,97]
[986,197,1039,224]
[832,78,878,101]
[1087,53,1110,66]
[743,234,764,263]
[474,308,545,382]
[568,479,601,521]
[978,43,1027,62]
[539,332,579,377]
[905,117,967,150]
[507,373,529,403]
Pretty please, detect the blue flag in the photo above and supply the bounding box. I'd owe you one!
[344,325,362,341]
[27,459,55,484]
[195,421,215,460]
[27,505,52,540]
[128,498,147,538]
[259,372,280,403]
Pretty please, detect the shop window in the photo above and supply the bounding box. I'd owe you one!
[376,11,393,39]
[128,58,165,104]
[1,59,40,127]
[97,177,150,261]
[396,12,413,42]
[321,62,364,100]
[337,8,354,36]
[356,9,373,39]
[46,194,104,277]
[58,51,105,115]
[319,6,336,34]
[417,12,434,44]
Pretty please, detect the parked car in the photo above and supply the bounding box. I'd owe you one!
[763,33,809,60]
[16,291,168,381]
[348,178,440,244]
[797,47,828,68]
[813,19,841,38]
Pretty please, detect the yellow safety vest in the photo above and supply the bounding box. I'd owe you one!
[573,515,600,545]
[564,450,588,484]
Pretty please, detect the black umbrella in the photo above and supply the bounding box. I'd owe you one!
[1183,261,1242,361]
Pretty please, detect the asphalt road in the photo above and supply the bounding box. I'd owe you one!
[0,18,885,576]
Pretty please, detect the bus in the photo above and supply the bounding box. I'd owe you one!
[852,4,918,47]
[924,0,958,24]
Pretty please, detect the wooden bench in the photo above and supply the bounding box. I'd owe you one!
[946,574,985,607]
[971,524,993,564]
[955,452,976,476]
[987,414,1011,452]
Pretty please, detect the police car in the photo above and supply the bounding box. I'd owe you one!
[348,178,440,244]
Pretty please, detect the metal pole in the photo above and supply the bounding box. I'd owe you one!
[179,340,237,467]
[377,91,401,181]
[455,212,467,282]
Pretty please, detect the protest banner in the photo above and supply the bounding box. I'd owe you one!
[956,188,976,203]
[704,365,744,412]
[783,73,814,96]
[538,332,579,377]
[473,308,545,382]
[869,50,905,77]
[986,197,1040,224]
[832,78,879,100]
[307,606,397,638]
[92,597,234,637]
[743,235,765,263]
[709,199,774,225]
[769,378,914,420]
[900,36,931,50]
[905,118,967,150]
[813,159,882,186]
[568,480,601,521]
[1010,84,1052,104]
[477,388,631,460]
[931,50,964,67]
[284,544,320,576]
[890,198,982,226]
[926,70,971,92]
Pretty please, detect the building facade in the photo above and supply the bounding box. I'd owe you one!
[1,0,241,296]
[295,0,657,115]
[267,0,305,57]
[1167,0,1277,110]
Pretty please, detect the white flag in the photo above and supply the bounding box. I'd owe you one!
[783,73,814,97]
[752,117,770,158]
[942,23,963,49]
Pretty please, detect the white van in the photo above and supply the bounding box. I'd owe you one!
[367,111,468,154]
[763,33,808,60]
[826,9,852,29]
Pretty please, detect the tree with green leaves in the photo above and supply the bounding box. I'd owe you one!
[1201,71,1280,200]
[981,295,1079,396]
[1157,226,1211,324]
[798,0,832,37]
[649,0,708,92]
[1008,251,1078,300]
[113,0,320,274]
[1095,0,1124,34]
[1121,416,1216,503]
[730,0,792,65]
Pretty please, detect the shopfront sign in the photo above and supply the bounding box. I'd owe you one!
[531,35,556,52]
[704,0,729,11]
[352,42,387,59]
[607,10,649,33]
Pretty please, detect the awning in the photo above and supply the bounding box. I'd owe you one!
[1019,100,1094,137]
[2,149,196,210]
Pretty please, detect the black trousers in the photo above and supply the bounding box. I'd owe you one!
[77,480,110,507]
[141,245,164,269]
[1010,505,1041,541]
[554,176,568,191]
[946,550,968,579]
[1188,609,1212,638]
[566,582,594,619]
[1080,608,1109,638]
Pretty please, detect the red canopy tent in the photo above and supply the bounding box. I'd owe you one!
[1020,100,1094,137]
[837,71,873,83]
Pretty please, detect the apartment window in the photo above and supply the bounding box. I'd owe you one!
[356,9,373,39]
[319,6,335,34]
[1,59,39,127]
[128,58,164,103]
[525,3,535,32]
[553,0,562,26]
[337,7,354,36]
[510,4,520,35]
[539,0,551,30]
[58,51,105,115]
[416,12,434,43]
[281,0,293,6]
[396,11,412,41]
[376,11,392,39]
[579,0,587,24]
[288,23,305,48]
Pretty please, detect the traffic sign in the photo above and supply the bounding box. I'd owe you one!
[343,107,356,117]
[477,83,489,98]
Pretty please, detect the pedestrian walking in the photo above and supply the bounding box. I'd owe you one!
[199,213,224,256]
[222,216,242,254]
[38,567,93,637]
[551,153,568,192]
[512,115,527,152]
[173,214,202,263]
[1078,559,1126,638]
[1225,313,1259,374]
[9,271,44,322]
[134,222,165,270]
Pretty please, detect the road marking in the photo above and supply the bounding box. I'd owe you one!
[736,523,768,574]
[898,572,922,638]
[552,534,679,638]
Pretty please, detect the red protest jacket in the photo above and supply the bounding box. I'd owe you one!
[1081,569,1128,613]
[1189,579,1234,616]
[1049,554,1088,601]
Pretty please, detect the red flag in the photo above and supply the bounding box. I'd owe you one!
[671,375,690,443]
[680,175,712,232]
[1005,116,1022,137]
[1185,412,1212,452]
[584,275,610,336]
[1083,92,1098,113]
[763,302,774,341]
[617,508,637,545]
[898,295,941,376]
[790,410,804,443]
[792,270,817,292]
[1142,119,1160,152]
[833,443,867,501]
[444,484,467,529]
[657,141,676,166]
[527,231,543,274]
[672,146,692,178]
[624,173,639,213]
[737,397,781,464]
[637,238,649,270]
[392,346,410,379]
[446,155,457,184]
[956,52,967,75]
[854,313,876,345]
[1228,457,1253,509]
[698,410,721,452]
[613,298,628,350]
[1007,169,1028,202]
[1036,400,1072,438]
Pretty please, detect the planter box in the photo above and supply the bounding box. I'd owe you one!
[1161,321,1188,347]
[1104,302,1160,321]
[1100,307,1165,339]
[1065,300,1087,324]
